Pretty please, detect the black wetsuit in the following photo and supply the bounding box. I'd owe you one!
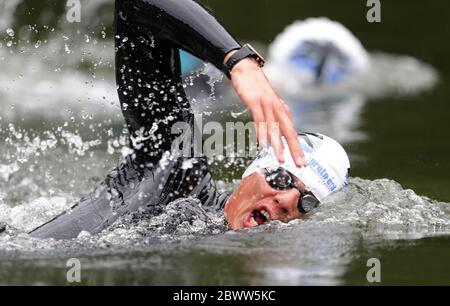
[29,0,241,240]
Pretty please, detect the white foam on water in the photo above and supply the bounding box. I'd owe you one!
[315,178,450,235]
[0,177,448,252]
[0,196,71,232]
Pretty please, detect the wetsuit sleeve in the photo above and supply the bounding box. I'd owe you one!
[120,0,241,75]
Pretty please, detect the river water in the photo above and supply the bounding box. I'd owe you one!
[0,0,449,285]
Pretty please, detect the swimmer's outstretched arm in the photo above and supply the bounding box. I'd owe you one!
[120,0,306,167]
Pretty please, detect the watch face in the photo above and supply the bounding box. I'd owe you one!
[246,44,265,63]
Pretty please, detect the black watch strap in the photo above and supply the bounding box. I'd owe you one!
[224,44,265,79]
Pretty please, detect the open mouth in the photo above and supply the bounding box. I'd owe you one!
[244,209,271,227]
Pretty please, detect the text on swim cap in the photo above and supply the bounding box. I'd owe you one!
[308,158,337,192]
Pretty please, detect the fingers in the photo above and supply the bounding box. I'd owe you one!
[252,97,305,167]
[262,101,284,163]
[230,66,305,167]
[276,102,306,167]
[251,105,267,148]
[249,98,284,162]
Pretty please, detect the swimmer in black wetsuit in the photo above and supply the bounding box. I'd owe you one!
[30,0,350,240]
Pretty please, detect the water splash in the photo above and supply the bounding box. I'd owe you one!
[0,176,448,285]
[0,177,448,253]
[314,178,450,238]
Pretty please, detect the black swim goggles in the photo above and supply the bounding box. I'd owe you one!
[263,167,320,214]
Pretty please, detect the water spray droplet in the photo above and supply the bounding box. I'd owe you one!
[231,109,249,119]
[6,28,14,37]
[64,44,71,54]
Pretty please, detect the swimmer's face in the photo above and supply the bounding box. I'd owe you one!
[224,171,307,229]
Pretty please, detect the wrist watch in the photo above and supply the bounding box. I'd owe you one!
[224,44,265,78]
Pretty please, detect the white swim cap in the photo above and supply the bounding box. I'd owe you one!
[242,133,350,202]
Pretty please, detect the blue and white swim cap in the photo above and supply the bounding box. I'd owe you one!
[243,133,350,201]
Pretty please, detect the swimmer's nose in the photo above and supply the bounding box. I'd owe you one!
[273,189,302,221]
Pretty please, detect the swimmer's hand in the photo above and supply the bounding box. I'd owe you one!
[227,56,306,167]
